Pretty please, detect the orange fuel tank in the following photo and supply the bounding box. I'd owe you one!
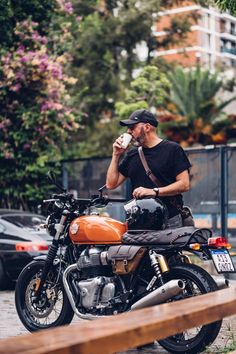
[69,215,127,244]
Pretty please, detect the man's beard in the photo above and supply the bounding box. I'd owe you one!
[134,126,146,146]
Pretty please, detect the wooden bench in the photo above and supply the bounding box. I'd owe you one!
[0,286,236,354]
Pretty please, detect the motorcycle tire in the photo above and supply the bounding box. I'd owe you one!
[158,263,222,354]
[15,260,74,332]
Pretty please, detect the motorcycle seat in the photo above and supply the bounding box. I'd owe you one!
[122,227,211,246]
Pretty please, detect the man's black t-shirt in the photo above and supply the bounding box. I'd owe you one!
[118,140,191,218]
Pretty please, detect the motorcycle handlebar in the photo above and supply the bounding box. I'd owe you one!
[43,193,127,207]
[76,196,127,207]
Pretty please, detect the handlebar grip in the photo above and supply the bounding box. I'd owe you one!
[43,198,59,203]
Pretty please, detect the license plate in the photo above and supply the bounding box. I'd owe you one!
[210,249,236,273]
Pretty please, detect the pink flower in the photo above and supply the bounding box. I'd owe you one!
[16,45,25,55]
[39,62,48,72]
[23,143,31,150]
[11,83,21,92]
[0,119,11,129]
[40,37,48,44]
[15,72,25,81]
[21,56,30,63]
[32,32,40,41]
[41,102,50,112]
[2,54,11,64]
[51,65,62,79]
[49,90,59,100]
[64,2,74,14]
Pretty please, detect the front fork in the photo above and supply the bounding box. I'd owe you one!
[35,213,68,296]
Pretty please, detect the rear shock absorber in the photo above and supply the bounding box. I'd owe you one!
[149,250,169,286]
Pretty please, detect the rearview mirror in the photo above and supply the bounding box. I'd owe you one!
[47,171,66,192]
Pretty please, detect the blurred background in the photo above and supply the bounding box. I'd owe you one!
[0,0,236,238]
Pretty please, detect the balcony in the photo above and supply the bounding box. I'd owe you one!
[220,47,236,55]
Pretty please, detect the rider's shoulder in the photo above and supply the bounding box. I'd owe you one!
[162,139,183,151]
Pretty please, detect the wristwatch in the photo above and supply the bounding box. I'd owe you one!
[153,187,159,197]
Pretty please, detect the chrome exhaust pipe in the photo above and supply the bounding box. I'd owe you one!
[131,279,185,311]
[212,276,229,289]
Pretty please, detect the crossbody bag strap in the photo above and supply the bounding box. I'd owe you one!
[138,146,163,187]
[138,146,182,213]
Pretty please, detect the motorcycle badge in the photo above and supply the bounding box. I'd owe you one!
[70,223,79,235]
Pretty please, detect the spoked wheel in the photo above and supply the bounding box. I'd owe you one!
[15,260,74,332]
[158,263,222,354]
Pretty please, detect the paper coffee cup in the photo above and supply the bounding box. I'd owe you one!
[121,133,132,149]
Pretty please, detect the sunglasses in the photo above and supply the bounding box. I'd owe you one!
[128,124,137,130]
[128,122,146,130]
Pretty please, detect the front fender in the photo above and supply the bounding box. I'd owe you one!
[34,255,47,261]
[33,255,62,267]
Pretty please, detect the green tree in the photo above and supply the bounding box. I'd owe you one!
[78,66,170,157]
[161,66,236,146]
[116,65,170,119]
[72,0,160,126]
[0,9,79,209]
[71,0,201,157]
[214,0,236,16]
[0,0,57,49]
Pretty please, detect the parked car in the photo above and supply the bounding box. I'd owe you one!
[0,209,51,288]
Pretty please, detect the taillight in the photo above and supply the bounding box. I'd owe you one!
[208,237,231,249]
[15,242,48,252]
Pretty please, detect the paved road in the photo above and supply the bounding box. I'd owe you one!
[1,289,236,353]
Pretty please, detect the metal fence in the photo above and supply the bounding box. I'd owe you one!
[62,145,236,238]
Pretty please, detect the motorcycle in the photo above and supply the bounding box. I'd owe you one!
[15,172,236,354]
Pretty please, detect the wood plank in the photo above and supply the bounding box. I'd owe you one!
[0,287,236,354]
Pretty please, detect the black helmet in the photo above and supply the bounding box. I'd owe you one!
[124,198,168,231]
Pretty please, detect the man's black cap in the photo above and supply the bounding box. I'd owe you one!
[120,109,158,127]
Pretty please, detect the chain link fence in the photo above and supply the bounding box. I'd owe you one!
[62,145,236,238]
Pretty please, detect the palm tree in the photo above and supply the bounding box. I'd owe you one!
[214,0,236,16]
[161,66,236,146]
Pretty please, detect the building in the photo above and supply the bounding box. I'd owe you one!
[154,2,236,70]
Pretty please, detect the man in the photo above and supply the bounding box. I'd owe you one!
[106,109,192,228]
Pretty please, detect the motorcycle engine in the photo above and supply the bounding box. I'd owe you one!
[78,276,115,310]
[77,247,115,310]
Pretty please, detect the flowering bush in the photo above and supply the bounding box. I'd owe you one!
[0,9,80,209]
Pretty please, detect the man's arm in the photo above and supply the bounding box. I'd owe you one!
[106,155,126,189]
[132,170,190,198]
[158,170,190,196]
[106,136,127,189]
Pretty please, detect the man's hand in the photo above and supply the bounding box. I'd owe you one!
[133,187,156,199]
[113,136,126,156]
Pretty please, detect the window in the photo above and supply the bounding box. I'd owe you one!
[230,22,236,36]
[2,214,45,229]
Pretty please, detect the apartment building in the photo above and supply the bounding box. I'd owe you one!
[154,2,236,70]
